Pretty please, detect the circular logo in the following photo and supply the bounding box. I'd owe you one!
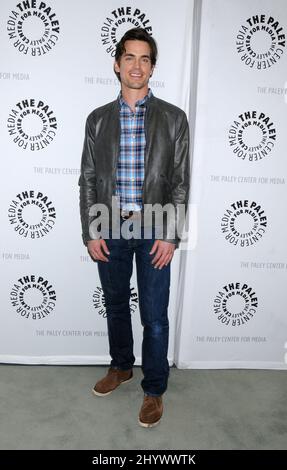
[221,200,267,247]
[214,282,258,326]
[101,6,152,56]
[8,190,56,239]
[236,14,286,69]
[10,275,56,320]
[7,1,60,56]
[93,286,139,317]
[7,99,57,151]
[228,111,276,162]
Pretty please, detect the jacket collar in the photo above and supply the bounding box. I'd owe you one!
[117,89,153,109]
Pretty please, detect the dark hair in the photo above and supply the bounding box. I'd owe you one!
[114,28,158,81]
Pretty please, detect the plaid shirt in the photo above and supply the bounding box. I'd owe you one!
[115,90,152,211]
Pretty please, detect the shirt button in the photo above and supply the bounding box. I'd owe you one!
[132,134,136,139]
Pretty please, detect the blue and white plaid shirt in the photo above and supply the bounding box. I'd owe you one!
[115,89,152,211]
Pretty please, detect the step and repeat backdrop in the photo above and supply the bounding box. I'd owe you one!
[0,0,193,364]
[176,0,287,368]
[1,0,287,369]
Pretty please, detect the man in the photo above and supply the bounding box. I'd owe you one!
[79,28,189,428]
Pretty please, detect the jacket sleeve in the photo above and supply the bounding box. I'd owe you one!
[79,114,97,246]
[163,111,190,247]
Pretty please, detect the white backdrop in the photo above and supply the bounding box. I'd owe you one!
[176,0,287,369]
[2,0,287,370]
[0,0,193,364]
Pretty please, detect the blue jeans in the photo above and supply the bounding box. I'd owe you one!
[97,225,170,396]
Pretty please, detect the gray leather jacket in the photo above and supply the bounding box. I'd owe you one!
[79,94,190,246]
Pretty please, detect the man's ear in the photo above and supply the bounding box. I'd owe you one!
[150,66,155,77]
[114,61,120,73]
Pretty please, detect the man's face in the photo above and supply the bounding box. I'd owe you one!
[114,39,154,91]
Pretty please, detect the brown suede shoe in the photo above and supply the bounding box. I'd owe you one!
[92,367,133,396]
[138,395,163,428]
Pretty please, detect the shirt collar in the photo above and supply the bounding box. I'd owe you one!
[118,89,153,109]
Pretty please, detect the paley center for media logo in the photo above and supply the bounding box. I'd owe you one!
[7,1,60,56]
[8,190,56,239]
[101,6,152,56]
[221,200,267,247]
[213,282,258,327]
[10,274,56,320]
[236,14,285,69]
[228,111,276,162]
[7,98,57,151]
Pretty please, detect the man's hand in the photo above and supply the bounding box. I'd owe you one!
[87,239,110,262]
[150,240,175,269]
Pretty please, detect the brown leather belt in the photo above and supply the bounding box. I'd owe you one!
[120,210,142,220]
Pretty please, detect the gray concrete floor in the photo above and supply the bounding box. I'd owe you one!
[0,365,286,450]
